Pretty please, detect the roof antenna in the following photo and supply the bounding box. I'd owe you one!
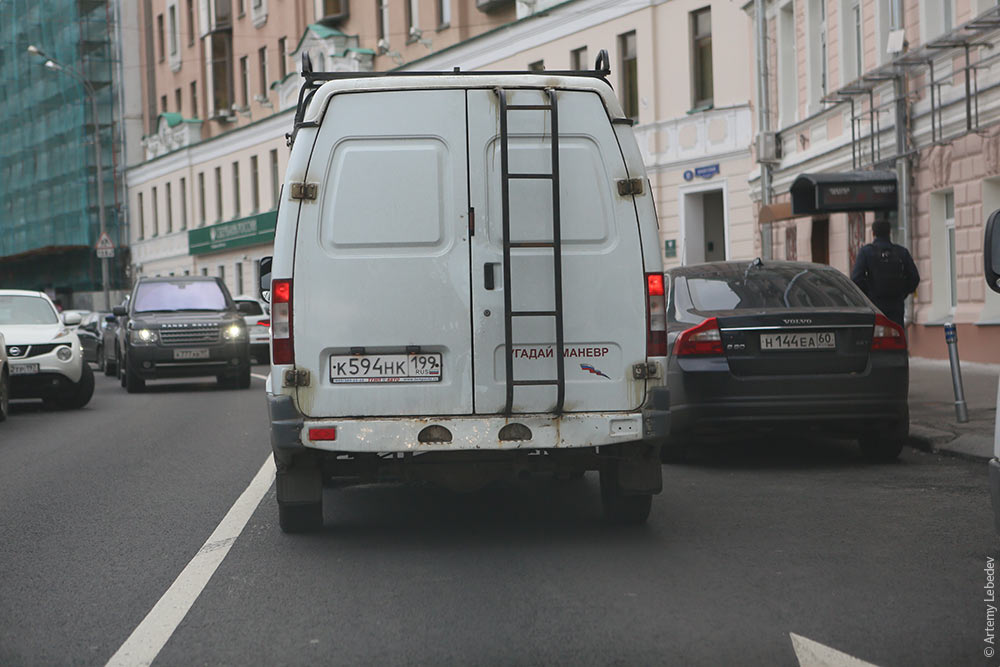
[744,257,764,280]
[301,52,313,77]
[594,49,610,75]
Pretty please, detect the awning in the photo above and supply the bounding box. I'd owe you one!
[790,170,898,215]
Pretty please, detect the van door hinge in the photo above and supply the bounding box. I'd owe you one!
[617,178,644,196]
[632,362,659,380]
[289,182,318,201]
[283,368,311,387]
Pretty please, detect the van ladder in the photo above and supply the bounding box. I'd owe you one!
[494,87,566,416]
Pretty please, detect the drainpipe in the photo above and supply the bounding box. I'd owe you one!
[755,0,773,259]
[891,0,913,322]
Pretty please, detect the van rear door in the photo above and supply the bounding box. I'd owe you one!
[466,88,648,414]
[292,90,473,417]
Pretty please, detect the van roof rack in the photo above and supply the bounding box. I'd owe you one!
[287,50,612,146]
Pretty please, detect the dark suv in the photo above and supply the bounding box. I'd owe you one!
[114,277,251,392]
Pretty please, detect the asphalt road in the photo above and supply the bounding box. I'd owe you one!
[0,367,996,665]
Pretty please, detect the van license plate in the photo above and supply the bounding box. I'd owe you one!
[10,363,39,376]
[330,353,442,383]
[760,332,835,350]
[174,348,210,360]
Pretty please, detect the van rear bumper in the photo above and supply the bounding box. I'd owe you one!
[267,391,669,454]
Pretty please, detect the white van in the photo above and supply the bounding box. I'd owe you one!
[264,55,669,532]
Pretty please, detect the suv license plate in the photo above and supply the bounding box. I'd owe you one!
[760,332,836,350]
[174,348,210,360]
[330,353,442,383]
[10,363,39,376]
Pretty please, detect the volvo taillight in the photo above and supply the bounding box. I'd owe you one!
[673,317,724,356]
[271,278,293,365]
[646,273,667,356]
[871,313,906,351]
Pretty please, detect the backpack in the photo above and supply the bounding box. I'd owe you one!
[867,244,908,299]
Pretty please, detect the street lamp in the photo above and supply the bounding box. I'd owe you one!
[27,44,111,311]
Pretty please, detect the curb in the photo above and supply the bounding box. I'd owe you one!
[908,423,993,462]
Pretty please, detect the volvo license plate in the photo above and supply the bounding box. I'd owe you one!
[174,348,210,360]
[10,363,39,376]
[760,332,835,350]
[330,353,442,383]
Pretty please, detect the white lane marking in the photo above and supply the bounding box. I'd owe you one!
[251,372,269,381]
[790,633,879,667]
[106,455,276,667]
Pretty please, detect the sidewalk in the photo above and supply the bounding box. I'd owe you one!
[908,357,999,461]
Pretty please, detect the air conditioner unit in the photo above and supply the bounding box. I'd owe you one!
[476,0,514,12]
[377,38,390,55]
[757,132,780,164]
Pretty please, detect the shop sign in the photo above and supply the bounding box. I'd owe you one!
[189,210,277,256]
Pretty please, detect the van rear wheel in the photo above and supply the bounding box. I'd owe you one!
[600,465,652,525]
[278,502,323,533]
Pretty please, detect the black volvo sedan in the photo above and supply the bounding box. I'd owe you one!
[664,260,909,462]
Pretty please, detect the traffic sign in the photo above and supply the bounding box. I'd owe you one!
[95,232,115,259]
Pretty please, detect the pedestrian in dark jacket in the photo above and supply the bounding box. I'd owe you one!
[851,219,920,327]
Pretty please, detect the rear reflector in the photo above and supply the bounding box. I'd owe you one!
[308,427,337,441]
[674,317,724,356]
[646,273,667,356]
[871,313,906,351]
[271,278,294,365]
[257,318,270,327]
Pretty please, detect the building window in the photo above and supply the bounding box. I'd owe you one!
[809,0,828,111]
[438,0,450,27]
[407,0,419,37]
[208,33,234,116]
[166,182,173,233]
[180,176,188,230]
[160,95,168,113]
[237,0,245,16]
[219,265,226,283]
[236,262,245,295]
[233,161,241,218]
[377,0,389,43]
[250,155,260,212]
[619,31,638,121]
[258,47,268,99]
[152,186,159,236]
[168,5,179,56]
[186,0,195,46]
[270,149,280,208]
[198,172,206,226]
[691,8,713,108]
[137,192,145,240]
[528,60,544,72]
[785,224,798,260]
[842,0,863,82]
[322,0,347,17]
[570,46,588,71]
[278,37,287,79]
[239,55,249,107]
[215,166,223,221]
[778,2,796,126]
[945,191,957,310]
[157,14,165,61]
[191,80,199,117]
[175,87,182,112]
[201,267,208,276]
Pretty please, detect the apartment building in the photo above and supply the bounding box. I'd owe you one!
[126,0,515,294]
[748,0,1000,361]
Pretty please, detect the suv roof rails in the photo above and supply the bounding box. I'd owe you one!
[287,49,612,146]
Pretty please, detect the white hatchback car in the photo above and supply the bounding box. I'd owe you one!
[0,290,94,409]
[233,295,270,363]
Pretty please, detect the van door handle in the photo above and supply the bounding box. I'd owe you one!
[484,263,499,290]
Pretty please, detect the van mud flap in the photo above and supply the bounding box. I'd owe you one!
[609,442,662,495]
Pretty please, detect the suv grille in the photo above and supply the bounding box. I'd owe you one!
[158,325,220,346]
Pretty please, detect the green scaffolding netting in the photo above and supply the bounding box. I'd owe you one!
[0,0,124,292]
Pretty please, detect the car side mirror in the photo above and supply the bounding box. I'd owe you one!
[105,314,116,323]
[259,256,273,303]
[987,209,1000,294]
[62,312,82,326]
[112,306,127,317]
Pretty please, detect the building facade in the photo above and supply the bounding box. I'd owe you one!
[748,0,1000,361]
[0,0,136,308]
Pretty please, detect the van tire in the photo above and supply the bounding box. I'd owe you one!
[0,368,9,421]
[237,362,251,389]
[600,466,652,525]
[659,438,689,464]
[278,502,323,533]
[124,358,145,393]
[104,353,117,377]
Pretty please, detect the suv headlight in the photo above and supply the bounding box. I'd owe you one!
[130,328,158,344]
[56,345,73,361]
[222,323,246,341]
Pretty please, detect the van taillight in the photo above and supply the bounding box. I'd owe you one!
[271,278,293,365]
[646,273,667,356]
[673,317,724,356]
[871,313,906,351]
